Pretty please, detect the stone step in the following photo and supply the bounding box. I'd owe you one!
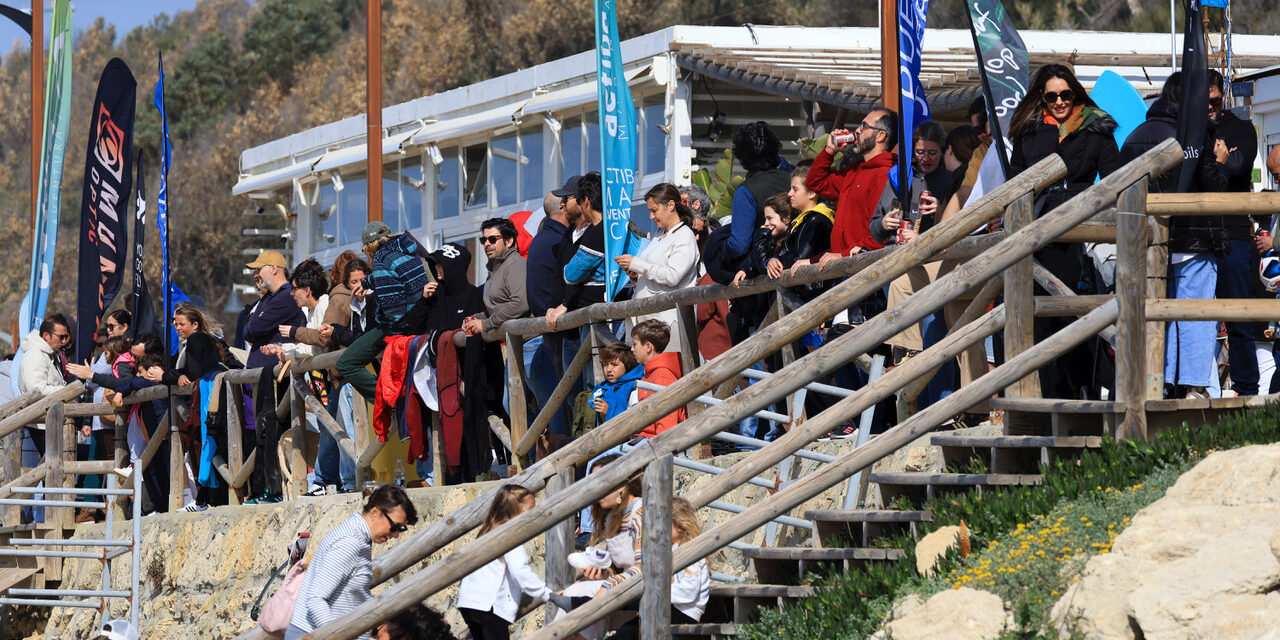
[871,472,1042,507]
[672,623,739,639]
[744,546,905,585]
[988,398,1122,414]
[804,509,934,548]
[929,434,1103,449]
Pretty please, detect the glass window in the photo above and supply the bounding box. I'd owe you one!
[436,147,460,219]
[643,100,666,176]
[630,200,656,238]
[338,171,368,246]
[316,180,338,247]
[561,116,583,178]
[400,160,423,231]
[520,127,544,203]
[464,143,488,209]
[492,133,518,208]
[585,114,601,174]
[382,161,401,232]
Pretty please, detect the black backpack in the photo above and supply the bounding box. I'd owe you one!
[700,224,740,286]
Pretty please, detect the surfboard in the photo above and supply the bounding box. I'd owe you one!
[1090,70,1149,150]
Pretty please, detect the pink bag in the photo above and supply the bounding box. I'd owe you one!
[258,559,308,635]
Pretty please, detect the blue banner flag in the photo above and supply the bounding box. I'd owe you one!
[154,53,175,354]
[896,0,931,204]
[594,0,637,302]
[20,0,73,336]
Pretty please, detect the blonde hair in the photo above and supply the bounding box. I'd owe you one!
[671,497,702,544]
[589,472,643,547]
[362,235,391,258]
[478,485,535,537]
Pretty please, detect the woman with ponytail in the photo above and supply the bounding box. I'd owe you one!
[614,183,700,354]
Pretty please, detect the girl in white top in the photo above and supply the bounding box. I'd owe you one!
[458,485,569,640]
[609,497,711,639]
[615,183,700,355]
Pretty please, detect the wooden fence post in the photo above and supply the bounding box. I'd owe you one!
[1002,192,1042,435]
[1145,215,1171,400]
[640,452,674,640]
[543,468,575,628]
[352,388,372,487]
[505,333,529,465]
[43,402,65,575]
[225,379,246,504]
[1115,181,1149,441]
[167,400,185,513]
[289,374,308,498]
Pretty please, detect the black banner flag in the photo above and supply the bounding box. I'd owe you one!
[1176,0,1209,193]
[75,58,136,362]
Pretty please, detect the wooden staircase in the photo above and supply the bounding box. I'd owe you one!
[671,418,1107,639]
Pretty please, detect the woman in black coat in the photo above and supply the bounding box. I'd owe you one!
[142,305,239,387]
[1008,64,1120,400]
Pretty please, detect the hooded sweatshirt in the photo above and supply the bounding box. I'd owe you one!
[369,232,431,334]
[404,242,485,333]
[636,352,686,438]
[806,150,897,254]
[590,364,644,425]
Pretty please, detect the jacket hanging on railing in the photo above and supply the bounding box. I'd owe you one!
[435,330,463,467]
[396,334,434,464]
[196,372,227,488]
[373,335,417,441]
[460,333,506,482]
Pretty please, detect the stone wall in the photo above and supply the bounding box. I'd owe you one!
[31,438,862,639]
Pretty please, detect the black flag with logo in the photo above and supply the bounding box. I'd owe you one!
[76,58,136,363]
[1176,0,1208,193]
[130,152,159,337]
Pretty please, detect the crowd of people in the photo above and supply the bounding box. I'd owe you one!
[5,60,1279,637]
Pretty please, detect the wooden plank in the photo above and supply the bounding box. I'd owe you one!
[1115,180,1149,442]
[801,509,933,524]
[1147,192,1280,215]
[43,403,64,577]
[1033,295,1109,316]
[1031,263,1117,347]
[930,434,1102,449]
[505,334,529,465]
[292,378,358,464]
[225,378,246,501]
[1146,298,1280,322]
[988,398,1122,413]
[1146,216,1171,400]
[641,452,674,640]
[742,547,905,561]
[709,584,820,598]
[289,374,308,498]
[869,472,1043,486]
[514,335,592,459]
[1002,192,1040,434]
[0,383,84,439]
[351,388,371,489]
[0,463,48,501]
[63,460,117,474]
[901,273,1004,407]
[670,623,739,636]
[1145,390,1280,412]
[543,468,574,629]
[168,399,185,513]
[0,566,39,592]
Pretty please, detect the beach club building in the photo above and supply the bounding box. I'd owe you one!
[231,24,1280,282]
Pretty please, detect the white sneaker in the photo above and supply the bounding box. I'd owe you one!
[567,546,612,571]
[302,484,327,497]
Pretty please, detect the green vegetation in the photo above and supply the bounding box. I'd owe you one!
[740,403,1280,639]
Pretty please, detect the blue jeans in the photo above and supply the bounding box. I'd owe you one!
[1216,239,1259,395]
[334,385,359,491]
[523,335,569,436]
[1165,255,1218,388]
[917,310,955,409]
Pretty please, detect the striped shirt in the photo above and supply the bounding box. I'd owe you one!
[289,513,373,637]
[603,499,644,589]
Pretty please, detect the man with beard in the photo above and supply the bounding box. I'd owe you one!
[805,107,900,271]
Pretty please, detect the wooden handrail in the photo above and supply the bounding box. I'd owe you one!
[0,383,84,439]
[1147,191,1280,215]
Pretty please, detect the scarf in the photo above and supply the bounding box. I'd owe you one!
[1043,104,1095,142]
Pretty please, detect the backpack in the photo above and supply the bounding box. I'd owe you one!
[252,532,311,635]
[700,224,740,286]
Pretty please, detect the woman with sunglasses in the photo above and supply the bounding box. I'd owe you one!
[285,484,418,640]
[1007,64,1122,400]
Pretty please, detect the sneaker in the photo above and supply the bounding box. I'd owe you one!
[825,421,858,439]
[302,485,327,497]
[1184,386,1209,400]
[568,546,612,571]
[182,502,209,513]
[244,492,283,504]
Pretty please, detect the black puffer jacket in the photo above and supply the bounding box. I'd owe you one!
[1010,107,1121,214]
[1120,97,1228,254]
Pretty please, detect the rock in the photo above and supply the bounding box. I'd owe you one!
[915,525,961,576]
[872,588,1009,640]
[1051,444,1280,639]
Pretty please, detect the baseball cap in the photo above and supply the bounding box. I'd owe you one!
[567,546,612,571]
[362,221,393,245]
[245,250,287,270]
[552,175,582,198]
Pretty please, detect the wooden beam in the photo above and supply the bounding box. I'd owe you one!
[1115,181,1149,441]
[505,333,528,467]
[515,337,593,458]
[640,452,674,640]
[226,378,246,503]
[0,463,48,500]
[168,399,185,513]
[0,383,85,439]
[1002,192,1040,431]
[289,374,308,498]
[1147,192,1280,215]
[292,378,358,464]
[543,468,575,629]
[901,274,1004,407]
[1146,298,1280,321]
[1033,295,1109,316]
[1145,216,1171,401]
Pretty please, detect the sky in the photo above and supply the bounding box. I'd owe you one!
[0,1,201,55]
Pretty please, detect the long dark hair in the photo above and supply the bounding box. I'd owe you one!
[644,183,695,230]
[1008,64,1097,138]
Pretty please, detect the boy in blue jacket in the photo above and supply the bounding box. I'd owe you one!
[589,342,642,425]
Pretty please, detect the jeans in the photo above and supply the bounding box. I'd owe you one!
[1165,255,1218,388]
[1216,239,1259,395]
[312,404,340,490]
[917,310,955,409]
[335,385,359,490]
[522,335,569,437]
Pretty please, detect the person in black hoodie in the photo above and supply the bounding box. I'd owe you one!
[1008,63,1120,400]
[1121,72,1230,399]
[1209,69,1264,396]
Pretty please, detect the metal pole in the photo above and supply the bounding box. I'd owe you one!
[366,0,383,222]
[30,0,42,233]
[131,451,141,629]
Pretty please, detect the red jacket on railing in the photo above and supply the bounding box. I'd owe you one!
[635,351,687,439]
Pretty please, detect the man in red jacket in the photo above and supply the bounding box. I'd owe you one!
[805,107,900,271]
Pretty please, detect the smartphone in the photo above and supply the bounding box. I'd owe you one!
[890,198,901,214]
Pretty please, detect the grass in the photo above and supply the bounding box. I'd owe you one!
[738,402,1280,640]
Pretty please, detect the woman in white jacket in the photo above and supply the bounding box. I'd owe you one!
[615,183,700,355]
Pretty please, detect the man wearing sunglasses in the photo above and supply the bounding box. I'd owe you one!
[18,314,74,474]
[286,485,419,640]
[462,217,528,337]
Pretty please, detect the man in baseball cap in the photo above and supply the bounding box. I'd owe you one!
[551,175,582,198]
[245,249,288,270]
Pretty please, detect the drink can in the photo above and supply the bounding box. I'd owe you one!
[1261,231,1271,238]
[921,190,932,210]
[832,132,857,146]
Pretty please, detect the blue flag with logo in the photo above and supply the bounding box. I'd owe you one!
[896,0,930,204]
[594,0,637,302]
[154,53,175,354]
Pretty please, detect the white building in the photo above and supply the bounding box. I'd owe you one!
[1238,65,1280,189]
[232,24,1280,282]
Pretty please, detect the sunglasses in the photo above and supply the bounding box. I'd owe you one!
[380,508,409,533]
[855,121,888,133]
[1042,90,1075,105]
[105,322,121,330]
[1209,96,1224,108]
[52,332,70,342]
[913,149,939,158]
[480,235,504,245]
